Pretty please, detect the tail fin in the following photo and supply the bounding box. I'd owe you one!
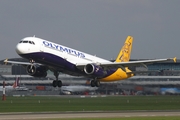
[115,36,133,62]
[12,77,19,88]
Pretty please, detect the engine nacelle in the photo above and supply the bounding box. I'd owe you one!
[84,64,107,77]
[26,64,47,77]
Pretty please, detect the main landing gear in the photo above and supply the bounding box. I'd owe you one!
[90,79,100,87]
[52,80,62,87]
[52,71,62,87]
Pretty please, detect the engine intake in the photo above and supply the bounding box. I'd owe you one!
[26,64,47,77]
[84,64,107,77]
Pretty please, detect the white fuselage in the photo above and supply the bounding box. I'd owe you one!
[16,37,112,65]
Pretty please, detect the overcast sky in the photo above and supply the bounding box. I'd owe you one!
[0,0,179,61]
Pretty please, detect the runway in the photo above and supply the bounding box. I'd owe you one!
[0,111,180,120]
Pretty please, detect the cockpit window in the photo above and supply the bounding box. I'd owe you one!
[23,41,28,43]
[19,40,35,45]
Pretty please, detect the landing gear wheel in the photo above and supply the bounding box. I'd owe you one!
[52,80,57,87]
[91,80,95,87]
[52,80,62,87]
[52,71,62,88]
[57,80,62,87]
[95,80,100,87]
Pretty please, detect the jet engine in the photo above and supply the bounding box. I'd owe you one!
[26,64,47,77]
[84,64,107,77]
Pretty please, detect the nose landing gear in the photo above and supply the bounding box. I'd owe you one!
[91,79,100,87]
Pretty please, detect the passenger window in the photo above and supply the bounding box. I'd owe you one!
[23,41,28,43]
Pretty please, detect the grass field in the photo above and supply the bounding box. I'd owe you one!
[40,116,180,120]
[0,95,180,112]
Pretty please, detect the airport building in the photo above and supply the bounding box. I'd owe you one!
[0,58,180,95]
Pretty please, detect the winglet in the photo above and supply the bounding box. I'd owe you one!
[4,59,8,65]
[173,57,177,63]
[167,57,176,63]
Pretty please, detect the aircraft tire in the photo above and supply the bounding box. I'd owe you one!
[91,80,95,87]
[57,80,62,87]
[52,80,57,87]
[95,80,100,87]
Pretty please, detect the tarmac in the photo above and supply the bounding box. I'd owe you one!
[0,111,180,120]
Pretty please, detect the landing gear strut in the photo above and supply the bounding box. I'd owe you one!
[91,79,100,87]
[52,71,62,87]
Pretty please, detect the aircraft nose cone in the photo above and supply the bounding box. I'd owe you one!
[16,43,24,54]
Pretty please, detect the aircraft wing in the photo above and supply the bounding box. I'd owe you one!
[4,59,42,65]
[76,57,176,72]
[4,57,176,74]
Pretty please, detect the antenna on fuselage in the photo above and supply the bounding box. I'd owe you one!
[33,35,36,37]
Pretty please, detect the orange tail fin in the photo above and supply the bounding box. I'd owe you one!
[115,36,133,62]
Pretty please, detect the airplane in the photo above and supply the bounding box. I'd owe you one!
[61,85,98,95]
[0,77,19,91]
[4,36,176,87]
[14,77,29,91]
[160,88,180,95]
[0,77,29,91]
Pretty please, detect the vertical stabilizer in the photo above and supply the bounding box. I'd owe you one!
[115,36,133,62]
[12,77,19,88]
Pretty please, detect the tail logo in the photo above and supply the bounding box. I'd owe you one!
[119,38,132,62]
